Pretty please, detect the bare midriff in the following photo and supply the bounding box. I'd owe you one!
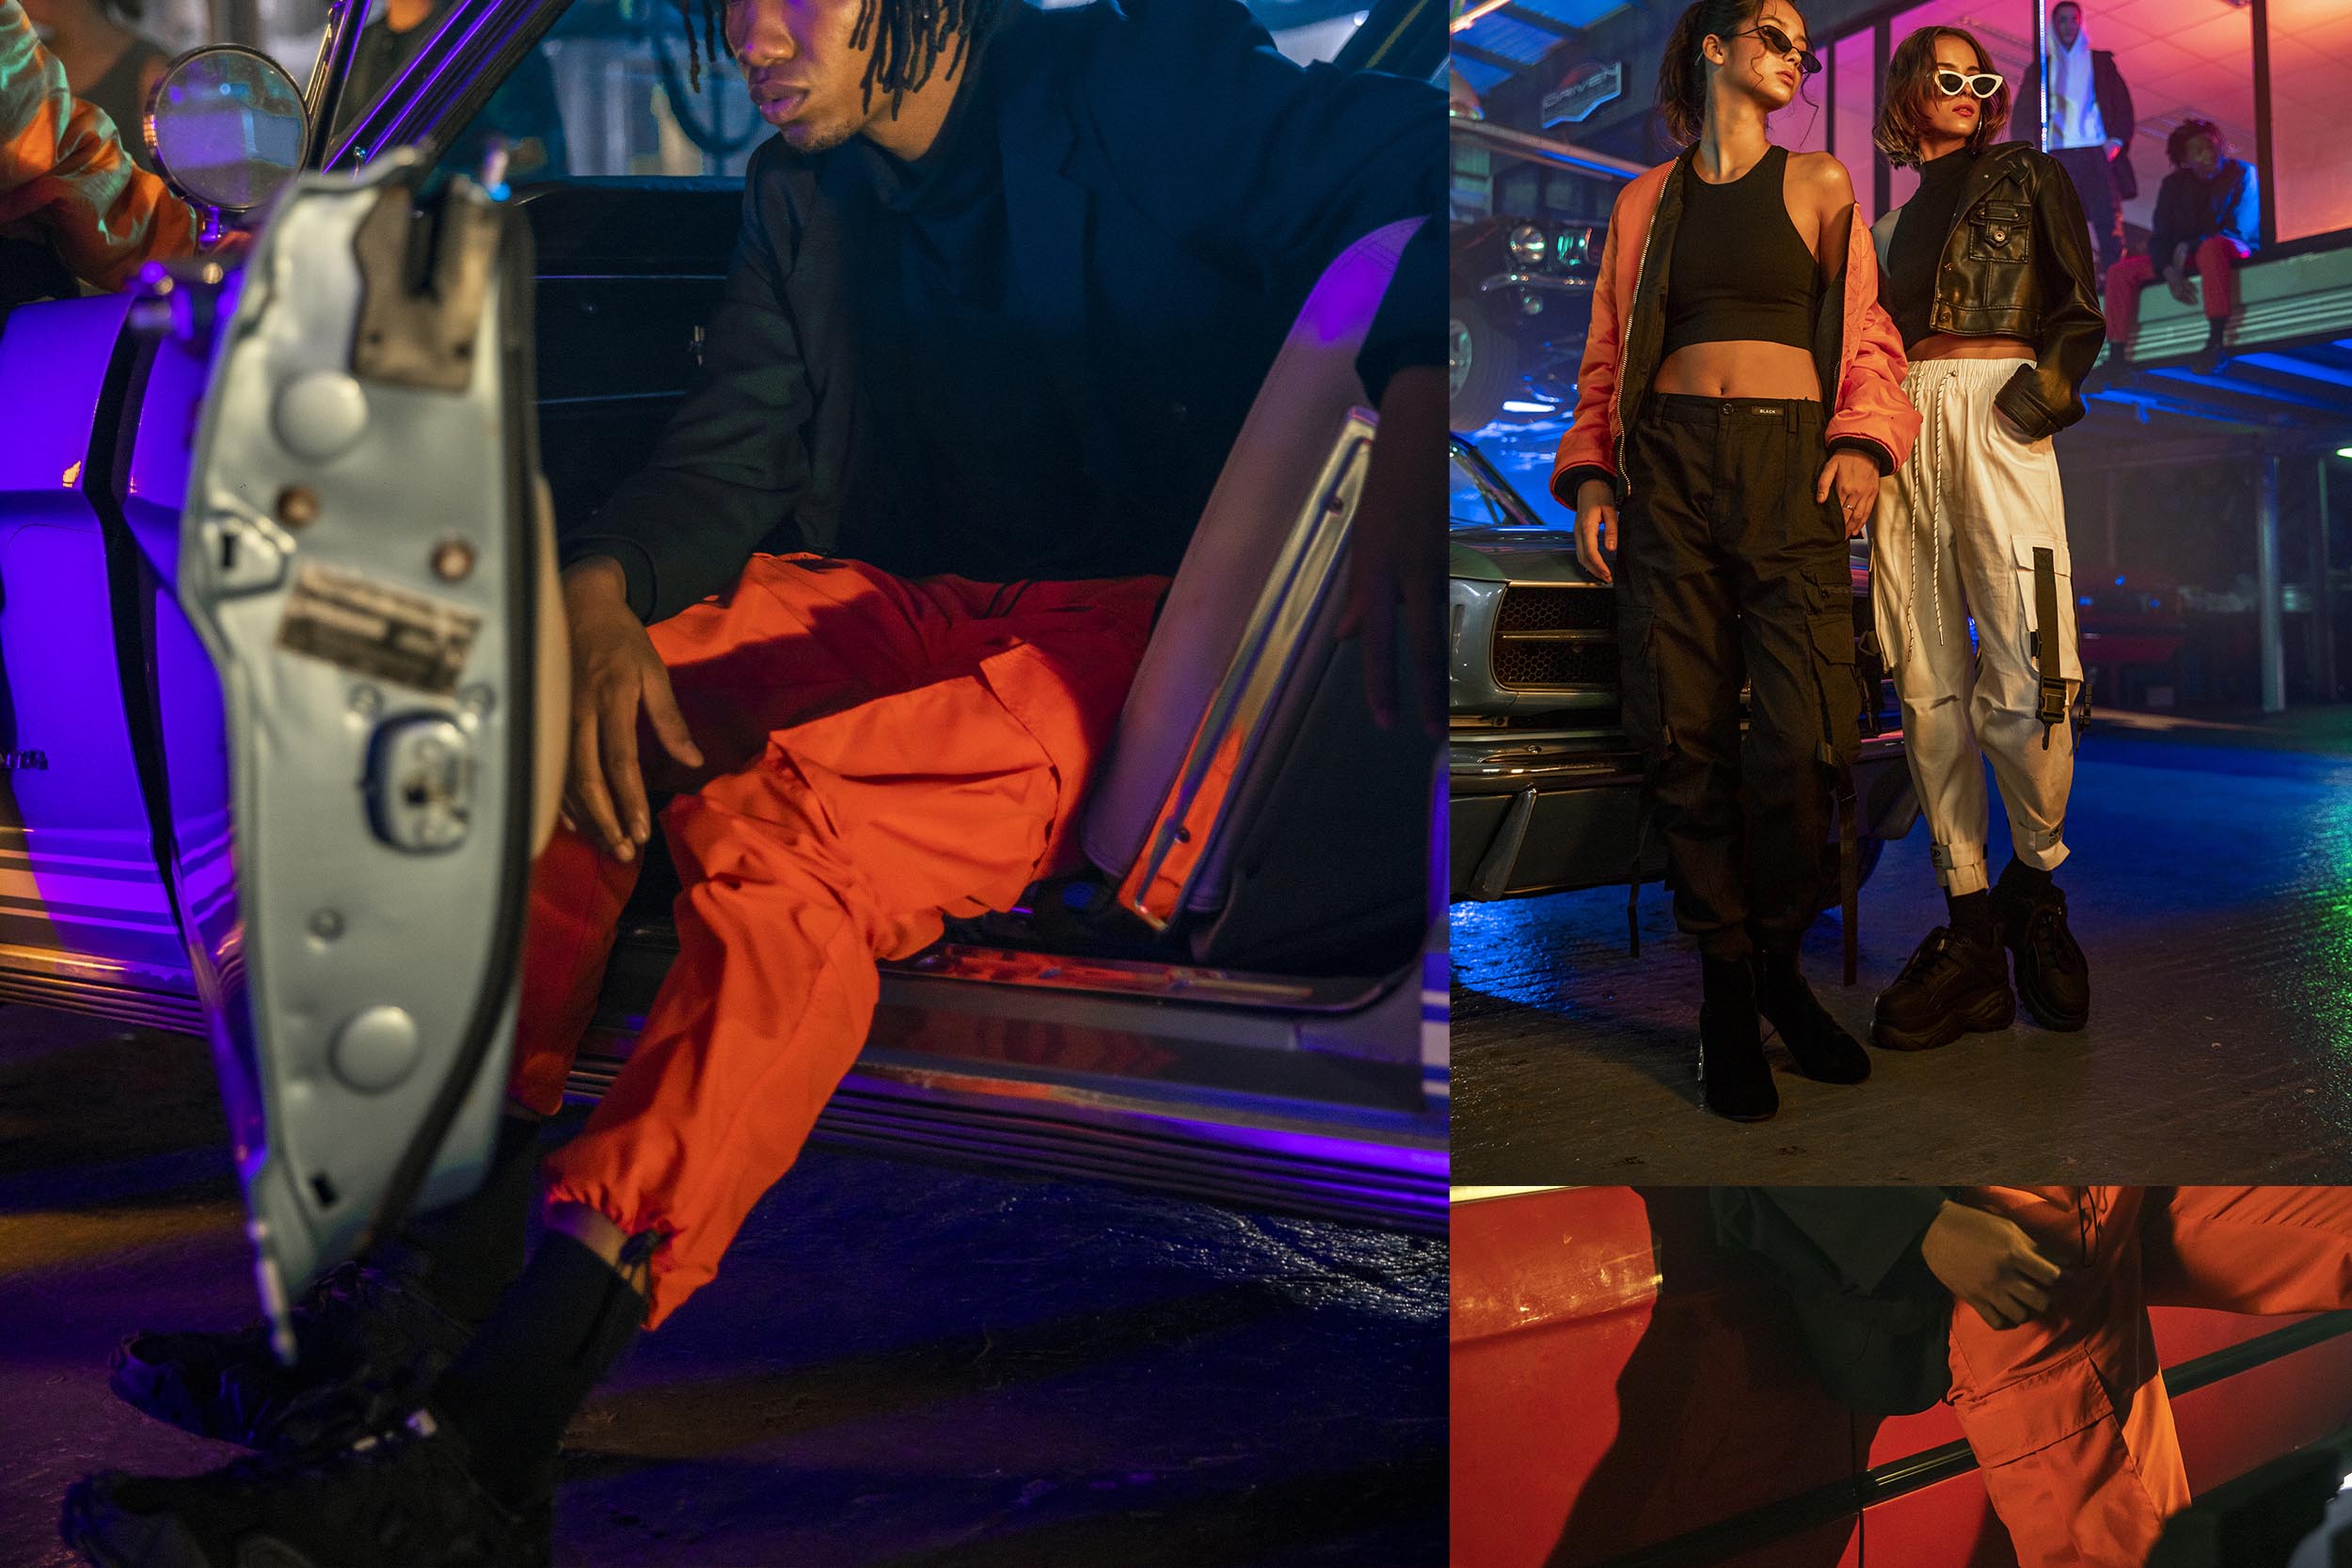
[1910,332,2035,362]
[1654,341,1820,401]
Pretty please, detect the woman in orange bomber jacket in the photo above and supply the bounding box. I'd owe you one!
[1549,0,1920,1122]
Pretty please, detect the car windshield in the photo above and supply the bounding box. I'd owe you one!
[1450,440,1542,531]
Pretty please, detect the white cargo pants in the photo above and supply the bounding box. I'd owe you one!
[1869,357,2082,897]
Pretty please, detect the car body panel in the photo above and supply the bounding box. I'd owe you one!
[1454,1187,2352,1568]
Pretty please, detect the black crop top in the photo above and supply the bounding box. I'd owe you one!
[1662,145,1819,356]
[1883,148,1976,349]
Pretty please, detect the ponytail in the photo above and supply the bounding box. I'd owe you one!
[1655,0,1788,146]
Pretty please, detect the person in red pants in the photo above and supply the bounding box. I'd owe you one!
[2101,119,2260,376]
[68,0,1443,1558]
[1717,1186,2352,1568]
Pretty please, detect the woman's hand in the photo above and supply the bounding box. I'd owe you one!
[1920,1199,2068,1331]
[1574,479,1617,584]
[1816,449,1879,539]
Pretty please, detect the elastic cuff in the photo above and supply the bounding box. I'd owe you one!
[1931,841,1989,896]
[1554,463,1620,508]
[1828,436,1894,477]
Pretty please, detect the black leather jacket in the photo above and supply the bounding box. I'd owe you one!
[1873,142,2106,442]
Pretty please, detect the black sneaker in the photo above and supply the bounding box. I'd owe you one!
[1870,926,2015,1052]
[108,1260,475,1452]
[1993,869,2090,1032]
[61,1408,550,1568]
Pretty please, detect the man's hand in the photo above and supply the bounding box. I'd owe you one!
[1816,448,1879,539]
[1921,1199,2067,1330]
[2105,138,2123,161]
[560,558,702,862]
[1574,478,1616,584]
[1339,365,1444,735]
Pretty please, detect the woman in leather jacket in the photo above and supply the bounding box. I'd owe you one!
[1864,25,2103,1054]
[1551,0,1919,1120]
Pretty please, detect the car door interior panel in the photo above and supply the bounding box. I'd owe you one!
[173,154,548,1343]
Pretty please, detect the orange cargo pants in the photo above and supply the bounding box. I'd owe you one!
[503,554,1167,1326]
[1946,1186,2352,1568]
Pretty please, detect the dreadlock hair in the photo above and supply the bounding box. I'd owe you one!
[675,0,1010,110]
[1655,0,1807,147]
[2167,117,2229,167]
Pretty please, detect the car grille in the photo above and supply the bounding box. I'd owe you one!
[1496,584,1613,634]
[1494,637,1618,688]
[1489,584,1616,690]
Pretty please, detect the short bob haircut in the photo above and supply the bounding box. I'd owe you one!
[2166,118,2230,167]
[1874,25,2012,168]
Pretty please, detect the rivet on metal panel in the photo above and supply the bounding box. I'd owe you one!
[458,684,495,718]
[433,539,477,581]
[349,685,382,719]
[278,487,321,529]
[308,910,344,942]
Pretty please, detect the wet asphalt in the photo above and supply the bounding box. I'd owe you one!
[1452,708,2352,1186]
[0,1007,1443,1567]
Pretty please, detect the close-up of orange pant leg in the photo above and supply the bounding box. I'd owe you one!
[2140,1186,2352,1317]
[1944,1186,2187,1568]
[503,555,961,1117]
[538,562,1164,1326]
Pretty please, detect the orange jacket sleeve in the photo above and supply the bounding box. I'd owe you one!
[1549,181,1632,508]
[1822,214,1919,476]
[0,0,196,293]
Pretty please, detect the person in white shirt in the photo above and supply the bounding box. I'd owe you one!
[2038,0,2135,278]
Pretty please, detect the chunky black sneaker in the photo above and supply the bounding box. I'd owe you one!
[1754,953,1871,1084]
[1871,926,2015,1052]
[61,1408,550,1568]
[108,1260,476,1452]
[1699,957,1776,1121]
[1993,868,2090,1032]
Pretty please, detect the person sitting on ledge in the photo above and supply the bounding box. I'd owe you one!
[2100,117,2258,376]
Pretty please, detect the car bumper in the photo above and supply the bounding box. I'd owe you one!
[1449,728,1917,901]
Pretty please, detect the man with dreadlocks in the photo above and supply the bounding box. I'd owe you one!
[64,0,1439,1556]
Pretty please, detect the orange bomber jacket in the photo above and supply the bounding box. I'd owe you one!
[1551,146,1922,509]
[0,0,195,293]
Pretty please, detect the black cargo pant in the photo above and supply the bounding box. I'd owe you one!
[1617,394,1861,964]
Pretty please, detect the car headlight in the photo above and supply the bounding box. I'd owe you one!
[1556,228,1593,268]
[1507,223,1547,269]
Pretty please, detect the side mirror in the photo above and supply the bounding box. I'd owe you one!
[144,46,310,238]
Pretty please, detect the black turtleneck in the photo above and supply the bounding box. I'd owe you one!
[1884,148,1977,350]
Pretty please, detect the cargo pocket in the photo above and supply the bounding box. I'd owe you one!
[1808,610,1863,765]
[2011,532,2085,689]
[1616,606,1668,764]
[1965,200,2033,266]
[1947,1347,2119,1470]
[2010,534,2082,750]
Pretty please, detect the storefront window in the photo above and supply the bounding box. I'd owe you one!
[2267,0,2352,244]
[2033,0,2255,261]
[1832,30,1878,226]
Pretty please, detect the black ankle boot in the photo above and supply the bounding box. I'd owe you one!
[1699,957,1776,1121]
[1754,951,1870,1085]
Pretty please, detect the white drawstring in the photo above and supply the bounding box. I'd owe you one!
[1904,364,1961,660]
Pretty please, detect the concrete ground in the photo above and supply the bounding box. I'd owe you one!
[1452,708,2352,1184]
[0,1008,1443,1568]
